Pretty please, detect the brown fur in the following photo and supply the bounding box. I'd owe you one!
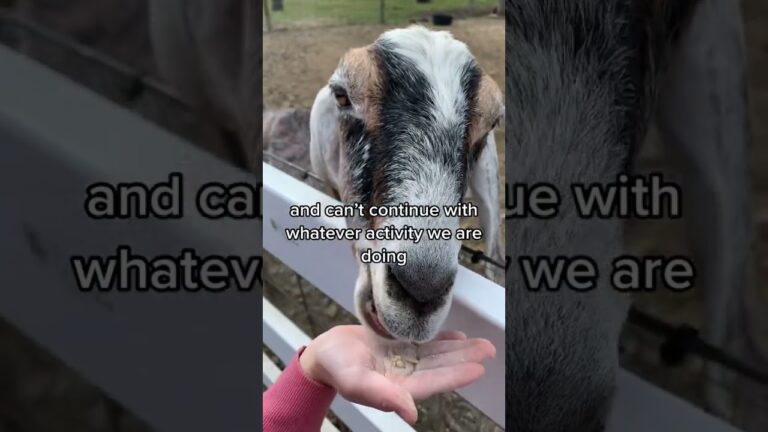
[340,46,383,133]
[468,73,503,154]
[337,46,389,219]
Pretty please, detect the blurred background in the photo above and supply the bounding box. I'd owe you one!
[619,2,768,431]
[263,0,504,30]
[0,0,766,431]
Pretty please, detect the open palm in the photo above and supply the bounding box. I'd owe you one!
[300,325,496,424]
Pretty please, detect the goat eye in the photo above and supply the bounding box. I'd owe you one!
[334,89,351,108]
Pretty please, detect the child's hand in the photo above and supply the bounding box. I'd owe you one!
[299,325,495,425]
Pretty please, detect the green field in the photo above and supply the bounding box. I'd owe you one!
[266,0,498,26]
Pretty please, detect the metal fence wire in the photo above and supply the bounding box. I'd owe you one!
[263,0,502,31]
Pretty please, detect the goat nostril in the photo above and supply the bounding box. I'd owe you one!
[387,264,405,288]
[388,264,454,303]
[439,277,454,295]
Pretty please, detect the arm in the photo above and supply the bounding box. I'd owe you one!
[263,347,337,432]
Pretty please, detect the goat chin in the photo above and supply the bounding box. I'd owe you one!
[354,260,452,343]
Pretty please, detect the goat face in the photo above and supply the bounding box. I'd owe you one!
[325,26,503,342]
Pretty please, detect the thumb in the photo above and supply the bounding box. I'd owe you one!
[380,383,418,425]
[340,371,418,425]
[391,386,418,425]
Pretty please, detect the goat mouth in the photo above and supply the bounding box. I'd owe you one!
[365,298,395,340]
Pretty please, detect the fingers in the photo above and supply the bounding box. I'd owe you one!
[327,331,494,423]
[337,369,418,425]
[399,338,494,399]
[416,339,496,370]
[418,338,496,359]
[403,363,487,400]
[434,330,467,341]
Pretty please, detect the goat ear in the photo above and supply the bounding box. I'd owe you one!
[339,46,382,131]
[309,85,343,192]
[656,0,700,44]
[642,0,701,72]
[468,131,502,263]
[469,74,503,146]
[310,85,370,232]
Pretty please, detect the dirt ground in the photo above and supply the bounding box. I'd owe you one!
[263,18,505,110]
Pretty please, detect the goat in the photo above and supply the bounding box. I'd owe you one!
[263,108,312,169]
[506,0,761,430]
[310,26,504,343]
[148,0,262,176]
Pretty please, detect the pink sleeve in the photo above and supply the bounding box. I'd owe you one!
[263,346,337,432]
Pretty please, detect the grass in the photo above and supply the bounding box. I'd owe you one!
[266,0,498,26]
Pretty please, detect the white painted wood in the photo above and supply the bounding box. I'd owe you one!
[262,352,284,386]
[263,299,415,432]
[608,371,741,432]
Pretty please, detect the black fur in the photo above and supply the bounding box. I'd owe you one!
[505,1,700,430]
[342,39,482,224]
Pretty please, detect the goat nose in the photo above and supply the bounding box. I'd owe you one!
[389,263,455,303]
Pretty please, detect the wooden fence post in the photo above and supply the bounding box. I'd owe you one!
[264,0,272,32]
[379,0,385,24]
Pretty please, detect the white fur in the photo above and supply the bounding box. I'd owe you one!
[380,26,475,124]
[311,27,503,342]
